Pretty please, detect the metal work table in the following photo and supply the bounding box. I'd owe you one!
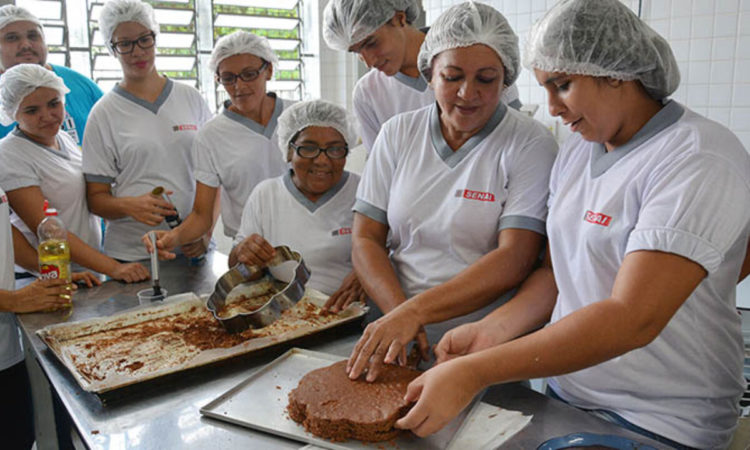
[18,252,665,449]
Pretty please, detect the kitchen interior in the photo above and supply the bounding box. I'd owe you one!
[8,0,750,448]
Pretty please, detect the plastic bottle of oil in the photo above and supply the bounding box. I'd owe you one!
[37,202,71,285]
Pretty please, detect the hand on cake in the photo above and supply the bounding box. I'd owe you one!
[395,357,483,437]
[347,301,430,382]
[323,271,366,313]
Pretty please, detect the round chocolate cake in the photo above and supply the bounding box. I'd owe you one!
[287,360,421,442]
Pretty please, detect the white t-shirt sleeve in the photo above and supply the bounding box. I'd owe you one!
[191,130,219,188]
[353,81,380,152]
[0,144,39,191]
[498,130,557,235]
[233,185,264,248]
[626,152,750,273]
[353,122,397,224]
[82,112,117,183]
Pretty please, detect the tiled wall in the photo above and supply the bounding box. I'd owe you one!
[419,0,750,151]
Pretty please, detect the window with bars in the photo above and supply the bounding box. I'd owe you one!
[15,0,303,109]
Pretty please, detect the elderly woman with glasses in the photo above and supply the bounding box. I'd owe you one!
[83,0,212,262]
[143,30,291,260]
[229,100,366,312]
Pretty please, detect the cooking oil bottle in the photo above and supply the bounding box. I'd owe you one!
[37,201,72,288]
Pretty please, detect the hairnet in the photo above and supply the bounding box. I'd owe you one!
[99,0,160,56]
[209,31,278,73]
[0,64,69,126]
[0,5,43,33]
[418,2,519,86]
[277,100,357,152]
[524,0,680,100]
[323,0,421,51]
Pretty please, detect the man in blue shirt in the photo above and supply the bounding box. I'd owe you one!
[0,5,102,145]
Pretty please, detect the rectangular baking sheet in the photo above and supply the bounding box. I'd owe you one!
[200,348,477,450]
[36,290,367,394]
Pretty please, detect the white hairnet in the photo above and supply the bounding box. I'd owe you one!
[277,100,357,152]
[99,0,159,56]
[209,31,278,73]
[524,0,680,100]
[323,0,421,51]
[0,64,69,126]
[418,2,519,86]
[0,5,43,33]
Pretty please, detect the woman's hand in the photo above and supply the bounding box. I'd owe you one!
[434,320,505,364]
[395,358,483,437]
[109,262,150,283]
[347,302,429,382]
[12,278,74,313]
[232,234,276,266]
[71,271,102,288]
[125,192,176,226]
[141,230,179,260]
[323,271,366,313]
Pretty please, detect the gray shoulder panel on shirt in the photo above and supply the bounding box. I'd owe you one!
[352,198,387,225]
[498,215,546,236]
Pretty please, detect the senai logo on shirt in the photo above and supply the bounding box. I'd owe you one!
[331,227,352,236]
[455,189,495,202]
[172,124,198,132]
[584,210,612,227]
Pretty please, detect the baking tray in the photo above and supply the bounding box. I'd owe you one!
[200,348,478,450]
[37,290,367,394]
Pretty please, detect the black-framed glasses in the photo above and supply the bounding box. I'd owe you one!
[217,61,269,86]
[110,32,156,55]
[290,142,349,160]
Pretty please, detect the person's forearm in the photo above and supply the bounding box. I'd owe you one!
[352,236,407,313]
[466,297,655,389]
[12,226,38,272]
[173,210,213,246]
[87,191,130,220]
[0,290,18,312]
[67,232,118,276]
[410,244,539,326]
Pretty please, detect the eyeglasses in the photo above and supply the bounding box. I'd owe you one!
[110,32,156,55]
[290,143,349,160]
[217,61,269,86]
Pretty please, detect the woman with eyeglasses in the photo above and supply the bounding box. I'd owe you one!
[143,31,290,260]
[83,0,211,262]
[229,100,366,312]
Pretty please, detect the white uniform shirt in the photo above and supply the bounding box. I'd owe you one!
[355,103,557,298]
[0,129,101,250]
[83,80,212,261]
[192,95,290,238]
[545,101,750,449]
[353,68,522,151]
[0,188,23,371]
[234,171,359,296]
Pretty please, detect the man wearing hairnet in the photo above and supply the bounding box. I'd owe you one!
[322,0,521,153]
[0,5,102,145]
[390,0,750,447]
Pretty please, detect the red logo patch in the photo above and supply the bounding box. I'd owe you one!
[331,227,352,236]
[455,189,495,202]
[0,194,6,204]
[584,210,612,227]
[172,124,198,132]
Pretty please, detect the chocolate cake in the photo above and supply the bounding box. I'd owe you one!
[287,360,421,442]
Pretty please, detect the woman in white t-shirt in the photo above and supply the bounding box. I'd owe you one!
[395,1,750,448]
[347,2,557,381]
[0,64,148,283]
[322,0,521,153]
[83,0,211,262]
[230,100,365,312]
[144,31,289,256]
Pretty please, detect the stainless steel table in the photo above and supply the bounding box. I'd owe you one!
[17,252,665,449]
